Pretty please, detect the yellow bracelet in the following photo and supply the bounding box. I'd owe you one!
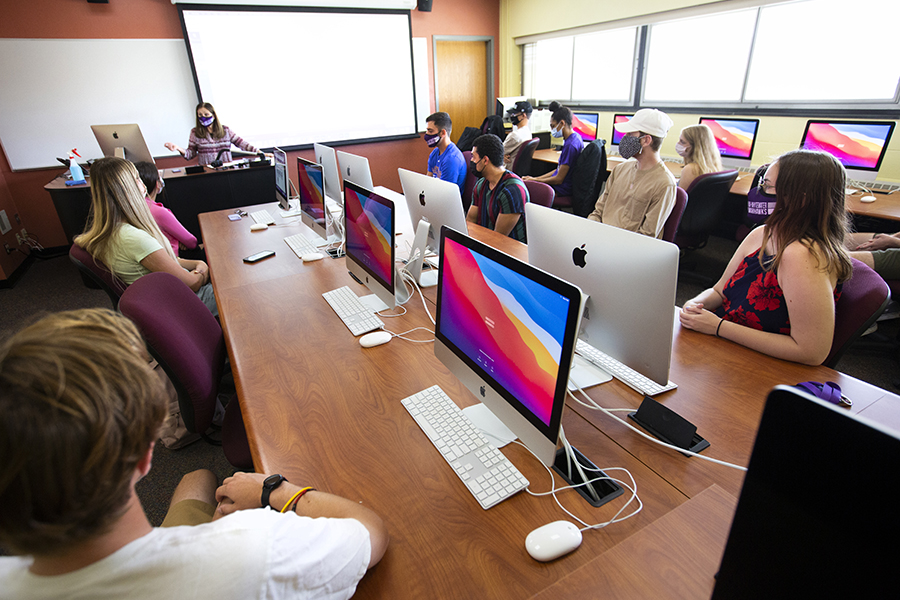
[280,486,314,513]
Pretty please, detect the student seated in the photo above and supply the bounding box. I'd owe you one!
[466,134,530,243]
[0,309,388,599]
[523,101,582,197]
[846,230,900,280]
[133,161,198,258]
[74,157,218,316]
[587,108,677,238]
[675,123,723,190]
[679,150,852,365]
[425,111,467,196]
[502,100,533,171]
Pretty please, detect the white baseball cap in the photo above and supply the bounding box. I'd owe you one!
[614,108,674,138]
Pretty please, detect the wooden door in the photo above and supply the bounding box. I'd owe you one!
[435,40,489,144]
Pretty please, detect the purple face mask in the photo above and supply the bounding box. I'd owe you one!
[199,116,214,127]
[424,132,441,148]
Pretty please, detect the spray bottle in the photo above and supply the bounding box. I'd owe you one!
[67,149,86,184]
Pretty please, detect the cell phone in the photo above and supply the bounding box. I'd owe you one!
[243,250,275,263]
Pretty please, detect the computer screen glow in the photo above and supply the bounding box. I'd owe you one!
[800,121,895,171]
[572,112,598,142]
[345,183,393,290]
[611,114,633,145]
[297,158,326,224]
[699,118,759,160]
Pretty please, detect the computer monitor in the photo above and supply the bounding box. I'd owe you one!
[526,203,679,386]
[313,143,343,204]
[495,96,527,120]
[712,385,900,599]
[572,112,599,143]
[343,180,409,308]
[274,147,290,210]
[698,117,759,168]
[799,120,895,183]
[336,150,374,190]
[434,226,584,466]
[91,124,155,165]
[610,114,633,151]
[397,168,469,287]
[297,157,328,242]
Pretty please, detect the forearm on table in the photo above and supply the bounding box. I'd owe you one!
[716,320,828,365]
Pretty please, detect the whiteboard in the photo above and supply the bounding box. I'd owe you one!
[0,39,198,171]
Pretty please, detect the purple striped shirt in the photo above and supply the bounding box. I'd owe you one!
[183,126,257,165]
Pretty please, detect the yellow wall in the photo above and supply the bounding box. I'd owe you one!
[499,0,900,182]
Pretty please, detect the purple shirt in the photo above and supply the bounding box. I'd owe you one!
[552,131,584,197]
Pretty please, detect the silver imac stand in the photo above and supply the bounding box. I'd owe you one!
[407,219,439,287]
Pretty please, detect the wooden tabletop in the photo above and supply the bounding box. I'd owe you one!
[200,201,900,598]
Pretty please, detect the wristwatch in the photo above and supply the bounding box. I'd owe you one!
[261,474,288,509]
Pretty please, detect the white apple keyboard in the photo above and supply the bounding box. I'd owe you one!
[250,209,276,225]
[575,339,677,396]
[322,286,384,336]
[284,233,320,258]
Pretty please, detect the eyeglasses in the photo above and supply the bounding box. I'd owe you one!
[757,174,776,193]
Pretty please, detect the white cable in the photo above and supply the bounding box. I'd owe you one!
[399,266,435,324]
[568,384,748,471]
[385,326,435,343]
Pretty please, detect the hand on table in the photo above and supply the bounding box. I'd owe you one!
[679,300,722,336]
[854,233,900,251]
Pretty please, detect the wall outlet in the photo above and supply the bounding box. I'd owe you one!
[0,210,11,235]
[4,244,11,254]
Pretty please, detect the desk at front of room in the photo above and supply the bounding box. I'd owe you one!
[199,199,900,599]
[533,148,900,222]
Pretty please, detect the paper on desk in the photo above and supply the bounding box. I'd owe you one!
[567,354,613,391]
[463,403,516,449]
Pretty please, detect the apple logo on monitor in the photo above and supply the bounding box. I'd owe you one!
[346,167,351,177]
[479,385,486,397]
[112,131,119,139]
[419,191,426,207]
[572,244,587,268]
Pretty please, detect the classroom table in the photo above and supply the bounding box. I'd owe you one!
[533,148,900,222]
[199,199,900,599]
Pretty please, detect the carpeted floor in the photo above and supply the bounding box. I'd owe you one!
[1,242,897,525]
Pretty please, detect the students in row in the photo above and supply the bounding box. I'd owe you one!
[675,123,723,190]
[502,100,533,171]
[424,111,467,196]
[680,150,852,365]
[466,134,529,243]
[133,162,198,258]
[165,102,259,167]
[0,309,388,598]
[74,157,218,316]
[523,101,582,197]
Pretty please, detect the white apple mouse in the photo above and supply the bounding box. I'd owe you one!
[301,252,324,262]
[359,330,392,348]
[860,195,877,203]
[525,520,583,562]
[250,223,268,231]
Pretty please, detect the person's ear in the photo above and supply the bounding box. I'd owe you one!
[137,442,155,479]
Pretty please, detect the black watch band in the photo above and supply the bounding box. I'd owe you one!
[261,474,287,509]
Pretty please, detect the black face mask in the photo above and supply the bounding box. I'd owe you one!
[469,159,485,179]
[510,115,521,126]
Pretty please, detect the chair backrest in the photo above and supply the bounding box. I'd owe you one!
[119,272,226,434]
[69,243,127,309]
[462,150,476,213]
[662,187,689,244]
[569,140,604,218]
[824,258,891,368]
[675,169,740,248]
[511,137,540,177]
[456,126,481,153]
[524,180,555,208]
[480,115,505,138]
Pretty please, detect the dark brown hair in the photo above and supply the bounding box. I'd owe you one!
[193,102,225,139]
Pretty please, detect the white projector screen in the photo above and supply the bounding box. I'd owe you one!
[179,7,418,150]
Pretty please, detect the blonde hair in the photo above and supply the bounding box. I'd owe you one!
[0,309,166,555]
[681,124,723,176]
[74,157,176,281]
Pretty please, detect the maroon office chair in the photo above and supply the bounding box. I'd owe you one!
[69,243,128,309]
[661,187,689,244]
[119,272,252,469]
[524,180,555,208]
[675,169,740,250]
[511,137,540,178]
[824,258,891,369]
[462,150,477,213]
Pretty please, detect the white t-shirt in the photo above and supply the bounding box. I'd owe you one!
[107,224,163,285]
[0,509,371,600]
[503,125,533,171]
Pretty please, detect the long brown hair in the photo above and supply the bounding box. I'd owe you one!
[681,124,722,175]
[193,102,225,139]
[760,150,852,281]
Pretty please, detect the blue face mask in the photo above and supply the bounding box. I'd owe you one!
[550,125,564,139]
[199,116,214,127]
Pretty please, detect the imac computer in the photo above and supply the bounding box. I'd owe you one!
[91,124,155,165]
[799,120,895,183]
[397,168,469,287]
[336,150,374,190]
[698,117,759,169]
[572,112,599,144]
[274,147,290,210]
[434,226,584,466]
[313,143,343,205]
[296,157,329,243]
[610,114,633,154]
[495,96,527,120]
[343,179,410,307]
[526,203,679,387]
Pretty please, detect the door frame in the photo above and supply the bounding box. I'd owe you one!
[432,35,495,119]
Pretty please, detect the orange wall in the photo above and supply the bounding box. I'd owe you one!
[0,0,500,280]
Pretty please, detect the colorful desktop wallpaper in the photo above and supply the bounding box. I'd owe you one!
[572,113,598,142]
[802,122,892,169]
[297,161,326,221]
[345,187,393,285]
[439,238,570,426]
[701,119,756,159]
[612,114,632,145]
